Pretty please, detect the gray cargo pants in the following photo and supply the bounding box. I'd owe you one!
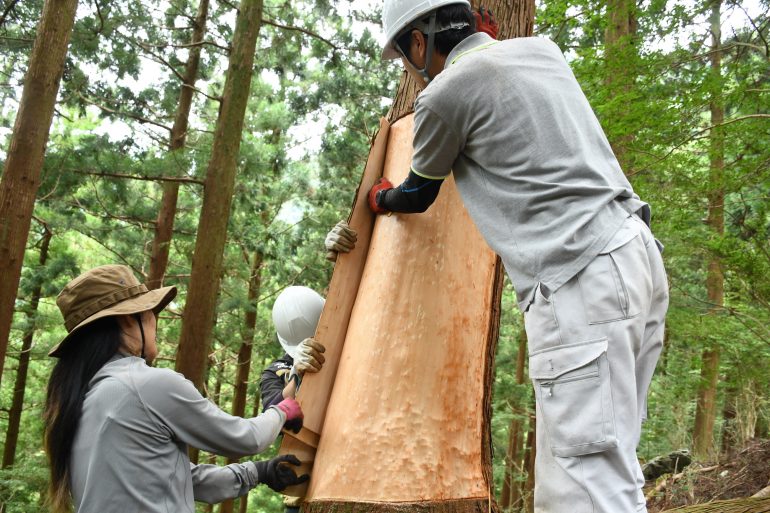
[524,214,669,513]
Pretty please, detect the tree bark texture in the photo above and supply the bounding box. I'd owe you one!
[219,250,263,513]
[662,497,770,512]
[174,0,264,390]
[147,0,210,290]
[0,0,78,388]
[693,0,725,459]
[2,225,51,468]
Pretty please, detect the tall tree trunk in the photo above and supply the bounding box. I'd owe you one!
[501,327,527,509]
[2,223,51,468]
[0,0,78,388]
[604,0,638,174]
[692,0,724,459]
[288,3,534,512]
[219,250,263,513]
[147,0,210,290]
[174,0,264,390]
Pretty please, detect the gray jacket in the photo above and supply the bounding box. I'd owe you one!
[70,355,285,512]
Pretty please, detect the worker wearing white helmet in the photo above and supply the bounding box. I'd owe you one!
[327,2,670,512]
[260,286,326,432]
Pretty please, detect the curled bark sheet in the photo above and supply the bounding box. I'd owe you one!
[288,115,503,512]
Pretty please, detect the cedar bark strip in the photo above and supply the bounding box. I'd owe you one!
[304,113,500,509]
[175,0,264,390]
[0,0,78,387]
[278,118,391,497]
[147,0,211,290]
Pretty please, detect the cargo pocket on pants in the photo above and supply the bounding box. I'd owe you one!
[530,338,618,457]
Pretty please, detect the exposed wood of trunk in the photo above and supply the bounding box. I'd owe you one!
[175,0,264,390]
[219,250,263,513]
[604,0,638,173]
[147,0,210,290]
[501,328,528,508]
[0,0,78,388]
[662,497,770,512]
[693,0,725,459]
[2,226,51,468]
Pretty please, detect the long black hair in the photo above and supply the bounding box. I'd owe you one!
[43,316,122,513]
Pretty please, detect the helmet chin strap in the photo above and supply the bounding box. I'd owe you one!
[133,313,146,359]
[401,11,438,85]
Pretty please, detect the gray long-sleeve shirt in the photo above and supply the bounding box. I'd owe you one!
[70,355,285,512]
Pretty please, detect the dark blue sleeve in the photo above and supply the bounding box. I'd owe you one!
[376,170,445,213]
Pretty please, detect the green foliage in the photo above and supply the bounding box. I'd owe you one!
[1,0,769,510]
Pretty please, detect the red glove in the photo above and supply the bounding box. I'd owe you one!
[474,6,499,40]
[275,397,303,422]
[368,177,394,215]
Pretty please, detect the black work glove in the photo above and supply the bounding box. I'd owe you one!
[284,416,303,434]
[254,454,309,492]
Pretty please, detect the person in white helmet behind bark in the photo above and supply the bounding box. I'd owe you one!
[325,1,670,512]
[260,286,326,432]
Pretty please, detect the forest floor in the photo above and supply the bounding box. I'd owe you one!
[647,439,770,512]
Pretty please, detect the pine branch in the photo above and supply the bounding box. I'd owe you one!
[76,170,205,186]
[0,0,21,27]
[262,18,338,50]
[77,91,173,131]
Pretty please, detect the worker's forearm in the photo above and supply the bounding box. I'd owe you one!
[282,380,297,399]
[377,171,444,213]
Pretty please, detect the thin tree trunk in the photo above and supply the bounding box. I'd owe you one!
[238,358,267,513]
[219,250,263,513]
[693,0,725,459]
[0,0,78,388]
[523,410,537,513]
[202,357,225,513]
[147,0,210,290]
[501,327,527,509]
[175,0,264,390]
[604,0,638,174]
[2,223,51,468]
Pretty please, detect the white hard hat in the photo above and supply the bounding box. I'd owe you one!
[272,286,325,359]
[381,0,471,60]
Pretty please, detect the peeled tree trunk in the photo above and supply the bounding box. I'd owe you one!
[0,0,78,388]
[278,2,534,511]
[174,0,263,390]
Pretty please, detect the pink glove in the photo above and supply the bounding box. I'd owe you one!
[275,397,303,422]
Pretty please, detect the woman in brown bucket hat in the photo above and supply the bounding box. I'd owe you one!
[43,265,307,513]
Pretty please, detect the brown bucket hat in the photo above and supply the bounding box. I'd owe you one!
[49,264,177,357]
